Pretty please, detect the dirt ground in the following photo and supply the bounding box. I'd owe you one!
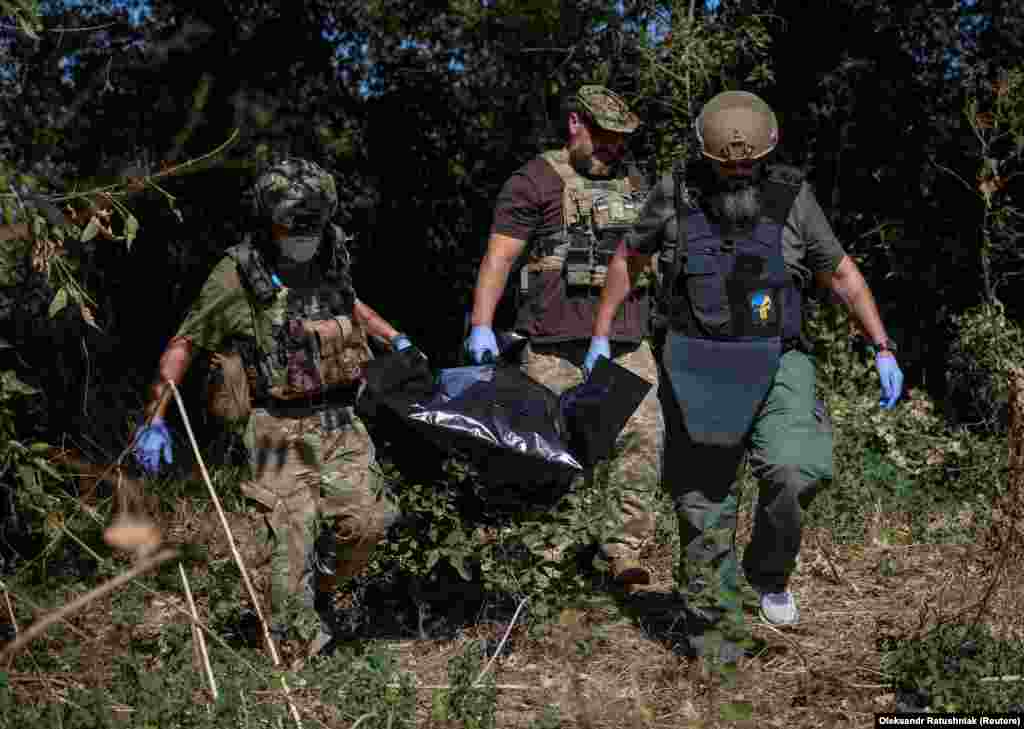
[4,496,997,728]
[372,523,975,728]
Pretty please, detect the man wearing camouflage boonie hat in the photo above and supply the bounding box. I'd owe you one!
[131,158,422,656]
[591,90,904,662]
[464,85,664,587]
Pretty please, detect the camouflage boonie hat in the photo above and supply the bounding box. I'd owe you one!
[695,91,779,162]
[576,85,641,134]
[252,158,338,226]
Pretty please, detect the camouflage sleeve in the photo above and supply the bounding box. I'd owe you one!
[174,257,256,352]
[782,183,848,280]
[626,172,675,256]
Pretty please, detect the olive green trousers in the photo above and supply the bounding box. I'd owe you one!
[658,346,833,618]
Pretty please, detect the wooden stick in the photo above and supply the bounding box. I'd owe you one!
[0,582,91,643]
[166,381,303,728]
[0,547,179,663]
[179,563,218,701]
[3,588,18,636]
[475,597,528,687]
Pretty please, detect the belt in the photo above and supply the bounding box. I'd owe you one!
[253,386,357,416]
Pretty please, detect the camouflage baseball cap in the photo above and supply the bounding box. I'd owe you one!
[252,158,338,227]
[695,91,779,162]
[576,85,641,134]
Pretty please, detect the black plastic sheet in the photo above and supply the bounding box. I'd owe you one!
[360,348,579,486]
[359,344,651,486]
[559,356,652,467]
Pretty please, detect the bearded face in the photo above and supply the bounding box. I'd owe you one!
[570,137,616,178]
[708,163,763,229]
[568,116,626,178]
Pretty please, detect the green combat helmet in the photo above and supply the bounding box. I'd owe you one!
[252,158,339,262]
[695,91,779,162]
[576,85,641,134]
[252,157,339,227]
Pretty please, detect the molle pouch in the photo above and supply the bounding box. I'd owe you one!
[564,229,597,287]
[206,351,252,422]
[307,315,372,388]
[682,253,732,338]
[725,253,784,339]
[591,188,626,229]
[279,319,321,398]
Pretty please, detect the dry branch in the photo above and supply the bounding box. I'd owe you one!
[166,381,303,729]
[0,547,179,664]
[179,563,218,701]
[474,597,528,687]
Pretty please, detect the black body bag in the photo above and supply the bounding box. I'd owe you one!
[359,344,581,487]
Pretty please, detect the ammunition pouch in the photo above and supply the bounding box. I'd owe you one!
[564,229,610,287]
[525,229,648,292]
[207,351,254,422]
[270,315,371,401]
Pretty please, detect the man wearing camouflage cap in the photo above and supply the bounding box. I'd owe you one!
[464,85,664,586]
[131,158,421,656]
[591,90,904,661]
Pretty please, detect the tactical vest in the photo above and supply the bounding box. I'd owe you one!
[210,227,369,415]
[661,164,806,447]
[663,165,804,344]
[522,149,650,292]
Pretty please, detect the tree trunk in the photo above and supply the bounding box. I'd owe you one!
[1007,367,1024,502]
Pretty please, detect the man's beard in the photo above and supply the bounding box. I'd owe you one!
[569,143,617,178]
[710,183,762,229]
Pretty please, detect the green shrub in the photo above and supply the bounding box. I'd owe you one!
[802,299,1006,542]
[883,623,1024,713]
[946,302,1024,434]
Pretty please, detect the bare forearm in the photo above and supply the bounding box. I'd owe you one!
[470,234,525,328]
[353,299,401,344]
[144,336,194,421]
[594,243,635,338]
[470,254,513,327]
[827,258,890,346]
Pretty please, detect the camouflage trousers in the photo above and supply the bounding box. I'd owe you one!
[657,346,833,625]
[240,403,399,629]
[525,340,664,559]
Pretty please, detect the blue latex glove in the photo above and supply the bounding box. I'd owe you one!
[464,325,499,364]
[583,336,611,378]
[132,417,173,475]
[391,334,413,352]
[876,353,904,410]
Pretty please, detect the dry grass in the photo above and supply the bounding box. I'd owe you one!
[4,485,1011,727]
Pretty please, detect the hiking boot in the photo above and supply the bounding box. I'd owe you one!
[608,556,651,587]
[758,590,799,626]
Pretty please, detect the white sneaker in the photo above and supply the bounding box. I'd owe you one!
[759,591,799,626]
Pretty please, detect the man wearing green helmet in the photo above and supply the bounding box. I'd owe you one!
[591,91,904,661]
[130,158,420,657]
[464,85,664,586]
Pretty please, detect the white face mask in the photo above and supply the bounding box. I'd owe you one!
[276,211,325,263]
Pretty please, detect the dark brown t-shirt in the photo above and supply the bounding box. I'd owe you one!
[491,154,650,344]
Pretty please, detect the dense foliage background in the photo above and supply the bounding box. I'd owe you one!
[0,0,1021,450]
[1,2,1024,724]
